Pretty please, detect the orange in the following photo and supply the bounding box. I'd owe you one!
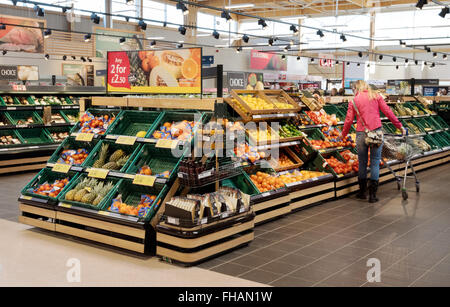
[148,55,160,69]
[141,57,151,72]
[181,58,199,79]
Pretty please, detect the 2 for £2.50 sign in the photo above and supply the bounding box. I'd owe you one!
[107,52,131,89]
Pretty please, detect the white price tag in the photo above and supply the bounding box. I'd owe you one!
[201,218,208,225]
[239,207,246,213]
[221,212,229,218]
[167,217,179,225]
[198,170,213,179]
[261,192,270,197]
[7,107,16,110]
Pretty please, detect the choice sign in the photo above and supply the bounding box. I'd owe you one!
[0,65,18,80]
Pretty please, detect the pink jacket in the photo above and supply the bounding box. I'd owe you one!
[341,90,402,137]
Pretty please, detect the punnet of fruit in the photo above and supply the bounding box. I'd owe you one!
[234,143,266,164]
[57,148,89,165]
[109,194,161,217]
[278,170,328,184]
[138,165,170,178]
[249,171,285,193]
[31,177,69,198]
[152,120,194,141]
[78,111,116,135]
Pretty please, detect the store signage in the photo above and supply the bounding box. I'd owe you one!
[250,50,287,71]
[107,48,202,94]
[202,56,214,65]
[319,54,334,67]
[415,79,439,85]
[227,72,264,90]
[0,15,45,53]
[0,65,17,80]
[96,70,107,76]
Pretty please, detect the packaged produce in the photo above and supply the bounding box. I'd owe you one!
[31,177,69,198]
[109,194,160,217]
[305,110,339,125]
[64,178,115,206]
[57,148,89,165]
[249,171,285,193]
[151,120,195,141]
[0,134,21,145]
[234,143,266,164]
[50,132,69,142]
[78,111,116,135]
[278,170,328,184]
[138,165,170,178]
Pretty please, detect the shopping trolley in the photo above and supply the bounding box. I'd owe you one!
[382,130,425,200]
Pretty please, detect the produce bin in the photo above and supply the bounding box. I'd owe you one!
[302,152,335,175]
[70,108,121,135]
[57,174,121,211]
[60,110,80,124]
[221,173,260,196]
[17,127,54,145]
[46,126,72,143]
[83,139,143,173]
[48,137,98,166]
[102,179,168,222]
[320,150,350,177]
[432,132,450,147]
[244,167,287,195]
[431,116,449,129]
[124,143,185,182]
[0,112,14,126]
[323,104,346,119]
[107,110,162,137]
[423,134,442,150]
[401,119,425,134]
[0,129,25,147]
[6,110,43,125]
[147,110,204,140]
[21,168,80,203]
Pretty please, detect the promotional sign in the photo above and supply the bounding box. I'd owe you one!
[62,64,94,86]
[0,15,46,53]
[0,65,17,80]
[423,87,438,96]
[17,65,39,81]
[107,48,202,94]
[202,56,214,66]
[319,54,334,67]
[227,72,264,90]
[94,27,144,59]
[250,50,287,71]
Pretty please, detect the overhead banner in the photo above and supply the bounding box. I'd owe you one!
[94,27,144,59]
[0,15,46,53]
[250,50,287,72]
[107,48,202,94]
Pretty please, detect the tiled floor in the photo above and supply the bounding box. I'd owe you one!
[198,163,450,287]
[1,164,450,287]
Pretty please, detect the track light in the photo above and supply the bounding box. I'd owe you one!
[415,60,419,65]
[62,7,67,13]
[176,2,189,15]
[396,65,399,70]
[347,61,350,66]
[284,45,290,52]
[11,0,17,5]
[2,50,7,55]
[236,47,242,53]
[125,17,130,22]
[242,34,249,43]
[393,57,397,62]
[258,19,268,30]
[90,13,100,24]
[367,63,370,68]
[178,26,186,35]
[62,55,67,60]
[424,61,428,66]
[138,20,147,31]
[221,11,232,23]
[297,56,301,61]
[80,56,86,62]
[281,55,286,60]
[335,61,339,65]
[43,29,52,38]
[44,54,49,60]
[88,58,92,62]
[416,0,428,10]
[72,56,76,60]
[290,25,298,33]
[444,54,448,60]
[268,38,274,46]
[177,43,183,48]
[431,63,435,68]
[150,40,156,48]
[34,5,45,17]
[0,24,5,30]
[439,7,449,18]
[340,34,347,42]
[119,37,126,45]
[399,40,406,48]
[212,30,220,39]
[84,33,91,42]
[425,46,431,52]
[358,51,363,58]
[311,58,314,63]
[126,0,134,5]
[357,63,360,66]
[379,55,383,60]
[433,52,437,58]
[316,30,324,38]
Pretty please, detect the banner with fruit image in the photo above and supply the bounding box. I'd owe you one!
[107,48,202,94]
[250,50,287,72]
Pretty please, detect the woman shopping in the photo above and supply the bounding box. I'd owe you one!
[341,80,406,203]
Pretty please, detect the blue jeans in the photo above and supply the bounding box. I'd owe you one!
[356,130,383,181]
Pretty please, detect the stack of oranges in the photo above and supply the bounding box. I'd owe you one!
[250,171,285,193]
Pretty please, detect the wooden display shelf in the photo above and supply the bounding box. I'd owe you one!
[156,211,254,266]
[91,96,127,107]
[128,97,217,111]
[289,178,335,211]
[251,192,291,225]
[271,147,304,172]
[19,203,56,231]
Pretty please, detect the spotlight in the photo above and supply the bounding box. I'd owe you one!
[138,20,147,31]
[44,54,49,60]
[0,24,6,30]
[311,58,314,63]
[62,55,67,60]
[431,62,435,68]
[11,0,17,5]
[396,65,399,70]
[433,52,437,58]
[405,59,409,65]
[316,30,324,38]
[416,0,428,10]
[125,17,130,22]
[424,61,428,65]
[258,19,268,30]
[212,30,220,39]
[281,55,286,60]
[177,43,184,48]
[340,34,347,42]
[367,63,370,68]
[71,56,76,60]
[90,13,100,24]
[335,61,339,65]
[80,56,86,62]
[176,2,189,16]
[347,61,350,66]
[178,26,186,35]
[84,33,91,42]
[379,55,383,60]
[400,40,406,47]
[439,7,449,18]
[268,38,274,46]
[393,57,397,62]
[119,37,126,45]
[43,29,52,38]
[357,63,360,66]
[221,11,232,23]
[236,47,242,53]
[62,7,67,13]
[415,60,419,65]
[443,54,448,60]
[290,25,298,33]
[297,56,301,61]
[126,0,134,5]
[283,45,290,52]
[88,58,92,62]
[34,5,45,17]
[2,50,7,55]
[358,51,363,58]
[242,34,249,43]
[150,40,156,48]
[425,46,431,52]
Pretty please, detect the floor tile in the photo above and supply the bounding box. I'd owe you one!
[230,254,271,267]
[258,261,299,275]
[277,253,316,267]
[270,276,314,287]
[211,263,253,276]
[249,247,290,260]
[239,269,282,284]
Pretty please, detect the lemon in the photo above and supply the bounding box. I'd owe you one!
[136,131,147,138]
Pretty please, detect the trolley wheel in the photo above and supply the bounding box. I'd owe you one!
[416,183,420,193]
[402,190,408,200]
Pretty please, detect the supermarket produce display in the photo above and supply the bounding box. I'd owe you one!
[17,90,450,264]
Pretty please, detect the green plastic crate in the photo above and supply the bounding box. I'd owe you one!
[0,95,18,106]
[107,110,162,137]
[57,174,121,211]
[431,116,449,129]
[124,143,185,182]
[0,112,13,126]
[243,167,285,194]
[6,110,43,125]
[401,119,425,134]
[433,132,450,147]
[13,95,35,106]
[221,173,259,196]
[101,180,168,222]
[71,108,121,135]
[83,139,143,173]
[0,129,25,147]
[48,137,97,166]
[147,111,205,139]
[423,134,441,150]
[17,128,54,145]
[302,152,335,175]
[323,105,346,119]
[320,150,348,177]
[21,168,79,202]
[46,126,72,143]
[60,110,79,124]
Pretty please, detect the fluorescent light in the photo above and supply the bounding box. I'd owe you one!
[224,4,255,9]
[147,37,164,40]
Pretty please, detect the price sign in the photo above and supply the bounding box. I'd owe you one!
[75,133,94,142]
[115,135,137,145]
[133,174,156,187]
[60,203,72,208]
[98,211,110,216]
[52,163,71,173]
[87,168,109,179]
[107,52,131,89]
[156,139,177,149]
[21,195,32,200]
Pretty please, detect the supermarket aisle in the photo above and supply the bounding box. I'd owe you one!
[200,163,450,287]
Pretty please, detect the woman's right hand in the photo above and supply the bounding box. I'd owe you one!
[401,127,407,136]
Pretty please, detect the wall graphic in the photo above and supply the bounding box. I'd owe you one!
[0,15,45,53]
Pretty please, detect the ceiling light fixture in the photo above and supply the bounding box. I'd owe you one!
[0,24,6,30]
[212,30,220,39]
[258,19,268,30]
[177,43,184,48]
[138,20,147,31]
[221,11,232,23]
[433,52,437,58]
[242,34,249,43]
[316,30,324,38]
[84,33,91,42]
[284,45,290,52]
[236,46,242,53]
[311,58,314,63]
[126,0,134,5]
[443,54,448,60]
[358,51,363,57]
[297,56,301,61]
[347,61,350,66]
[268,38,274,46]
[379,55,383,60]
[416,0,428,10]
[119,37,126,45]
[396,65,399,70]
[290,25,298,33]
[150,40,156,48]
[415,60,419,65]
[178,25,187,35]
[62,55,67,60]
[44,54,49,60]
[340,34,347,42]
[393,56,397,62]
[224,3,255,9]
[281,55,286,60]
[2,50,7,55]
[176,2,189,16]
[439,7,449,18]
[71,56,76,60]
[34,5,45,17]
[90,13,100,24]
[43,29,52,38]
